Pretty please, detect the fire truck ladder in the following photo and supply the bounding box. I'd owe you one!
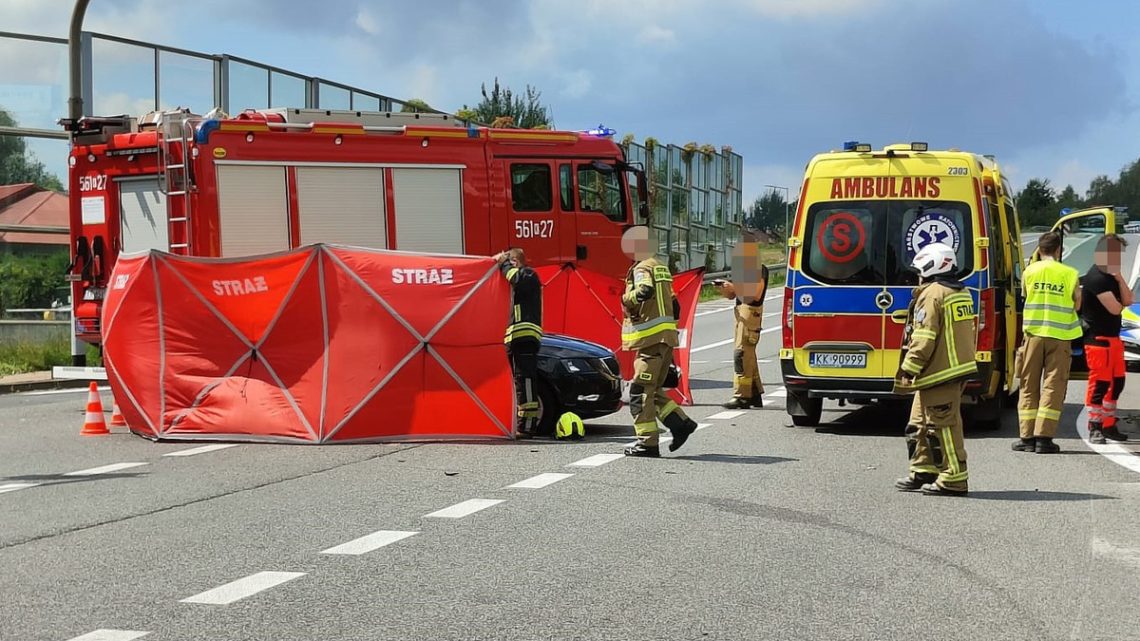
[156,109,198,255]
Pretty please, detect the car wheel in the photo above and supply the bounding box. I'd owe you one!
[789,394,822,427]
[534,382,560,437]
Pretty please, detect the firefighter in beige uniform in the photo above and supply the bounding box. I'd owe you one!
[621,252,699,458]
[893,243,978,496]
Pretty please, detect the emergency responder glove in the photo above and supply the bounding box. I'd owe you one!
[634,285,653,303]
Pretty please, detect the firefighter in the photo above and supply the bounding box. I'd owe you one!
[893,243,978,496]
[494,248,543,439]
[715,264,770,409]
[620,225,698,457]
[1014,231,1081,454]
[1080,234,1133,445]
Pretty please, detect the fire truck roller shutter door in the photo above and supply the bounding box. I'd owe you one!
[216,165,291,257]
[392,168,464,254]
[118,176,169,254]
[296,167,387,249]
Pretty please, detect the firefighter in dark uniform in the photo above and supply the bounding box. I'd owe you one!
[620,225,699,457]
[494,248,542,439]
[893,243,978,496]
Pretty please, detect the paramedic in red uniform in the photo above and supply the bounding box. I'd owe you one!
[1079,234,1133,444]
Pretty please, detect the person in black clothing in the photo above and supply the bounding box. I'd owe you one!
[494,248,543,438]
[1079,234,1133,444]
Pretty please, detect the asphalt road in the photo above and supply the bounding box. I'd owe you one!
[4,287,1140,640]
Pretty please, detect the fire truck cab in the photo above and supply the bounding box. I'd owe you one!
[62,108,648,363]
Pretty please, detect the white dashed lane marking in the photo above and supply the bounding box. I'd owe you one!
[64,462,147,477]
[568,453,626,468]
[19,386,110,397]
[424,498,504,519]
[707,410,747,420]
[0,482,39,494]
[65,630,150,641]
[506,473,574,489]
[320,530,418,555]
[163,444,238,457]
[180,571,305,605]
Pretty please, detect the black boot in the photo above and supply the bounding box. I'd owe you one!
[751,396,765,408]
[895,473,936,491]
[1103,426,1129,442]
[668,417,699,452]
[921,482,968,496]
[722,397,751,410]
[1035,437,1060,454]
[1011,437,1036,452]
[1089,422,1106,445]
[624,443,660,458]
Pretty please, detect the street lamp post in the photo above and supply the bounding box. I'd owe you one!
[764,184,790,239]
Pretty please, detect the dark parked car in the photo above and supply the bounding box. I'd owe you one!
[533,334,623,434]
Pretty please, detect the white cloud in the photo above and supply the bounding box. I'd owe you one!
[558,70,593,100]
[354,7,380,36]
[742,163,805,206]
[638,25,677,45]
[740,0,885,18]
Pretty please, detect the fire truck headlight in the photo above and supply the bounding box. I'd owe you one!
[245,133,254,143]
[86,153,96,163]
[421,138,429,148]
[335,135,343,145]
[69,156,76,167]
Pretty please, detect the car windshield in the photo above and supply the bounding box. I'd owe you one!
[802,200,974,286]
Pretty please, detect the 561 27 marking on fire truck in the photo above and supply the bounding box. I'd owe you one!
[514,220,554,239]
[78,175,107,192]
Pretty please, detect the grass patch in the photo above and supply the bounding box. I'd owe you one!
[0,338,102,377]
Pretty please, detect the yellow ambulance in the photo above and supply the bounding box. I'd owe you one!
[779,142,1024,428]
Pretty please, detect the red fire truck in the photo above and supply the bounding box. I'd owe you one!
[61,108,648,364]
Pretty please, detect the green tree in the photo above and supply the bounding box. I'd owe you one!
[1016,178,1056,229]
[1052,184,1082,218]
[462,78,551,129]
[0,109,64,191]
[1086,174,1115,205]
[399,98,432,113]
[746,188,790,232]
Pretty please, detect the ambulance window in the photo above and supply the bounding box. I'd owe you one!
[802,204,882,285]
[890,202,973,285]
[988,200,1009,283]
[511,164,553,212]
[1059,213,1106,273]
[577,164,626,223]
[559,164,574,211]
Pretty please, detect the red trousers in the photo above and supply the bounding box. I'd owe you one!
[1085,337,1126,429]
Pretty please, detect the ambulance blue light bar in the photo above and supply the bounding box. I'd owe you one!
[1060,208,1073,216]
[843,141,872,152]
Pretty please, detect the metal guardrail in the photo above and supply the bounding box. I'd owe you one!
[0,224,69,234]
[702,264,787,283]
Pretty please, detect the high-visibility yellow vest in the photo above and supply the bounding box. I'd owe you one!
[1023,258,1081,341]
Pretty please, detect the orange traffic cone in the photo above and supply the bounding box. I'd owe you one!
[81,382,110,436]
[110,400,126,427]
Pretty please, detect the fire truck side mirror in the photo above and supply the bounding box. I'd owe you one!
[591,160,615,174]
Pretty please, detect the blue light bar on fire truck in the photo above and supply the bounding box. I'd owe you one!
[843,141,872,152]
[584,124,616,138]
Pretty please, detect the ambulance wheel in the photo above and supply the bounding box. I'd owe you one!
[534,382,560,436]
[790,395,823,427]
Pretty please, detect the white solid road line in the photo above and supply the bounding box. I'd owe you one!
[568,453,625,467]
[163,444,238,457]
[63,462,148,477]
[708,410,747,420]
[320,530,418,555]
[424,498,504,519]
[65,630,150,641]
[1076,407,1140,476]
[1091,537,1140,570]
[0,482,40,494]
[506,472,574,489]
[765,388,788,398]
[180,571,305,605]
[692,338,733,353]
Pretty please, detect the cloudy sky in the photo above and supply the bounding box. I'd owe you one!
[2,0,1138,204]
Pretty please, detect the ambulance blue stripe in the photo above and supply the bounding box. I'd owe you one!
[788,270,982,314]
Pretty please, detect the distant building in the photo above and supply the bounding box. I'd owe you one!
[0,184,69,255]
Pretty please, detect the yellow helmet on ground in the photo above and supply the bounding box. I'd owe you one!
[556,412,585,440]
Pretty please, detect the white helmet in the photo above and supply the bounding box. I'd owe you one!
[911,243,957,278]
